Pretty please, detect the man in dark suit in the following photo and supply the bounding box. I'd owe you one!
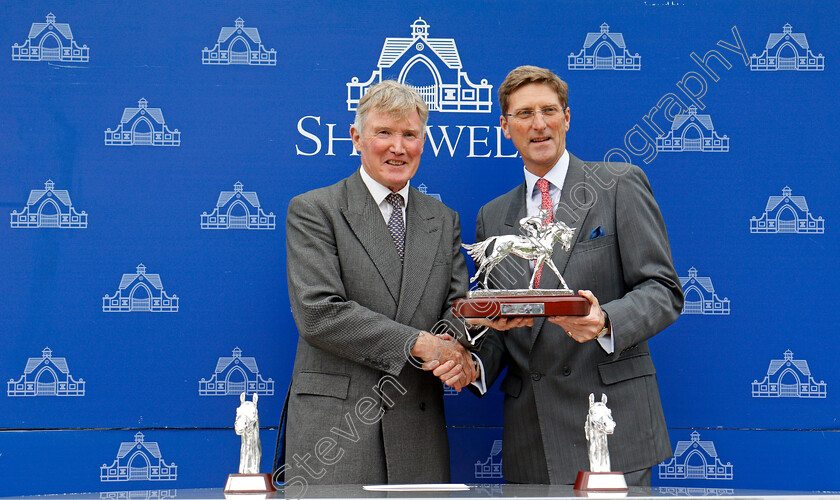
[470,66,684,486]
[283,81,476,485]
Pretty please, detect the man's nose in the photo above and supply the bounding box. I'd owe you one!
[531,112,547,129]
[390,135,406,153]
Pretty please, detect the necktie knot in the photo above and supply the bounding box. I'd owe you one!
[385,193,404,210]
[385,193,405,263]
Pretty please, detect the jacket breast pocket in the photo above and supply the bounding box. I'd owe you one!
[574,233,616,253]
[292,371,351,400]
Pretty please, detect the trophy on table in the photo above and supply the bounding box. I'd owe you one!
[224,392,276,494]
[453,210,589,330]
[574,393,628,492]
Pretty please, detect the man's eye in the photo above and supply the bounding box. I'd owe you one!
[516,110,535,119]
[542,107,559,115]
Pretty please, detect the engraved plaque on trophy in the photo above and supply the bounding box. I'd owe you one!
[574,393,628,492]
[453,211,589,319]
[224,392,276,495]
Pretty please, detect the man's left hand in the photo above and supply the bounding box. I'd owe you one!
[547,290,607,343]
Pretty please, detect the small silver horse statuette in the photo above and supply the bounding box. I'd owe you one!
[235,392,261,474]
[584,393,616,473]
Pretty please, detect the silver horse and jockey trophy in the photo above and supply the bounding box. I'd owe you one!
[573,393,628,492]
[454,210,589,321]
[224,392,276,494]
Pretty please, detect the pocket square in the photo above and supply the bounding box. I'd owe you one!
[589,226,606,240]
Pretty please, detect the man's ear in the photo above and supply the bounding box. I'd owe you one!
[500,115,511,140]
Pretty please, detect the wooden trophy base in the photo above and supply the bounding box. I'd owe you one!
[573,471,628,492]
[224,473,277,494]
[453,290,589,319]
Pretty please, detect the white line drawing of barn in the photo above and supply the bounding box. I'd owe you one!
[103,264,179,313]
[199,347,274,396]
[752,350,826,398]
[101,432,177,482]
[443,383,459,396]
[12,13,89,62]
[751,24,824,71]
[750,186,824,234]
[202,17,276,66]
[99,489,177,500]
[656,106,729,152]
[417,183,441,201]
[10,180,87,229]
[568,23,641,70]
[201,182,276,230]
[474,439,503,479]
[680,267,730,315]
[658,487,734,496]
[347,17,492,113]
[105,99,180,146]
[7,347,85,397]
[659,431,733,480]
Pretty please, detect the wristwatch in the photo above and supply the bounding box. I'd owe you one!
[596,309,610,339]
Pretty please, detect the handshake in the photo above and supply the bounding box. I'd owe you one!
[409,317,533,392]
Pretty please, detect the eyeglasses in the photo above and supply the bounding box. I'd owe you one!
[504,106,566,121]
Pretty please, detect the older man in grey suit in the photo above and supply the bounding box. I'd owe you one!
[283,81,476,486]
[469,66,684,486]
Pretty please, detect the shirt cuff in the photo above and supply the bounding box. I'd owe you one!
[597,326,615,354]
[470,353,488,395]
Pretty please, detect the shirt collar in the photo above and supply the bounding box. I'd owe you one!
[523,149,569,198]
[359,166,410,207]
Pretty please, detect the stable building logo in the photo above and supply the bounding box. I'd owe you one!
[198,347,274,396]
[12,13,89,63]
[101,432,177,482]
[659,431,733,480]
[751,24,824,71]
[105,99,181,146]
[752,350,826,398]
[201,182,276,230]
[102,264,179,313]
[7,347,85,397]
[202,17,276,66]
[679,268,730,315]
[568,23,641,71]
[474,440,503,479]
[656,106,729,153]
[10,180,87,229]
[750,187,824,234]
[346,17,492,113]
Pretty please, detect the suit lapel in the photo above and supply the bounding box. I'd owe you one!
[340,172,403,303]
[396,189,442,325]
[531,154,593,346]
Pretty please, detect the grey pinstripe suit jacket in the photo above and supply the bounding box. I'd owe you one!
[284,170,469,484]
[472,154,683,484]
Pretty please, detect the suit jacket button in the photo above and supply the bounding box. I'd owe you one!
[563,366,572,376]
[530,372,542,381]
[419,402,426,411]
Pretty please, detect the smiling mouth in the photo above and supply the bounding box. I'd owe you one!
[531,137,551,143]
[386,160,406,166]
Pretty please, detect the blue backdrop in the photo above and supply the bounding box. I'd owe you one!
[1,0,837,496]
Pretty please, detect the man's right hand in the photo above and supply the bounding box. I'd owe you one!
[411,331,476,391]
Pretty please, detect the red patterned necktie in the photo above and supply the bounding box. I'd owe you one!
[533,178,553,287]
[385,193,405,263]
